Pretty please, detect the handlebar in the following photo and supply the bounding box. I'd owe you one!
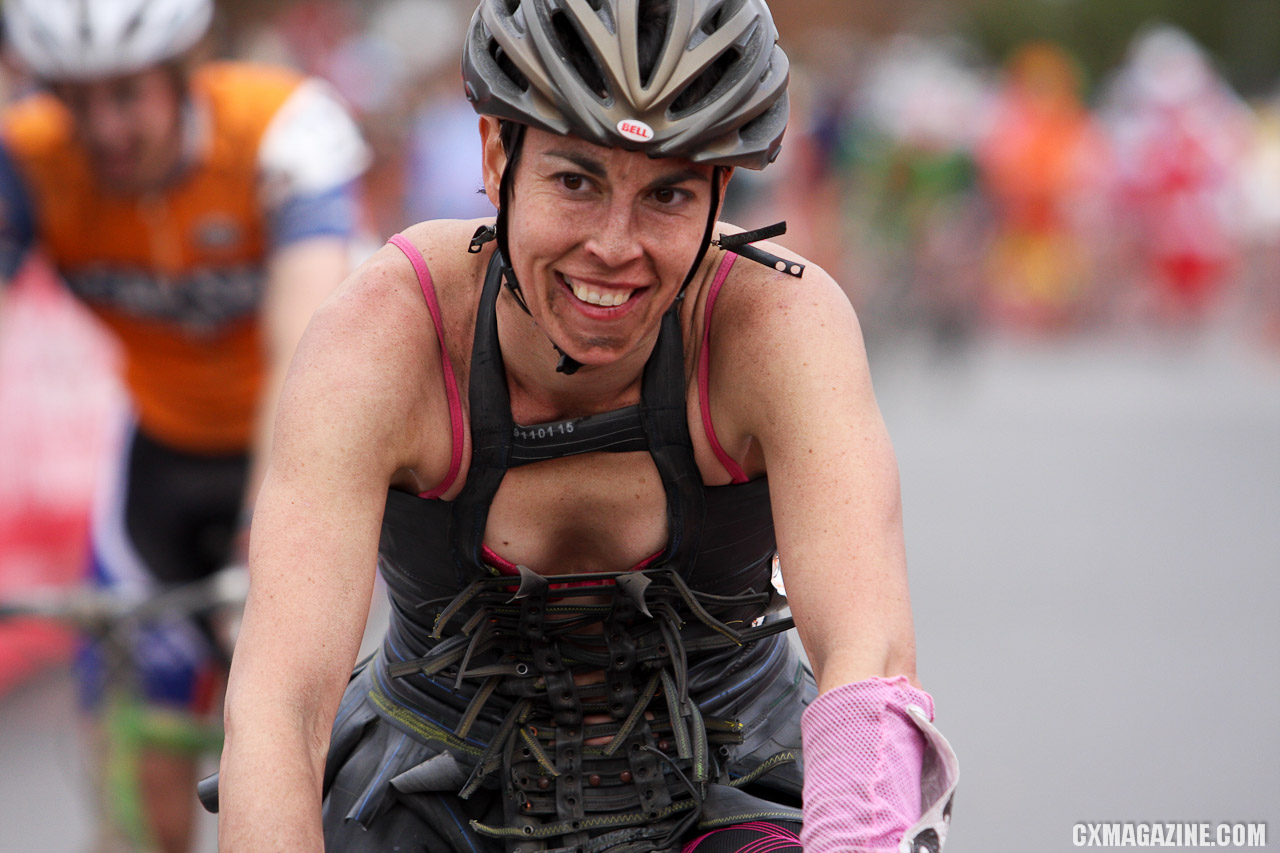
[0,564,248,632]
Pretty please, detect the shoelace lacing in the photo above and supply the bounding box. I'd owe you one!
[387,566,795,851]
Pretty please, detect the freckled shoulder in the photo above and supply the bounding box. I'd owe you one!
[391,218,498,356]
[684,227,862,464]
[306,218,495,408]
[290,219,495,487]
[686,225,852,357]
[297,242,440,415]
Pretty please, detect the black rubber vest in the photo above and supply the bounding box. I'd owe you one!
[378,251,779,609]
[357,253,806,852]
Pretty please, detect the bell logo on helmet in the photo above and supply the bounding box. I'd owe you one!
[616,119,654,143]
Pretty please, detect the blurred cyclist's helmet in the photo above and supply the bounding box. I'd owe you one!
[462,0,790,169]
[1125,24,1212,106]
[3,0,213,81]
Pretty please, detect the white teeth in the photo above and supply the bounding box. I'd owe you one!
[565,275,634,308]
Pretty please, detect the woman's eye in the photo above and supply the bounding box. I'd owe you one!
[652,187,687,206]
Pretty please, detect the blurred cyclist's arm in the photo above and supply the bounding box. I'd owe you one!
[242,79,372,535]
[250,234,358,528]
[0,141,38,325]
[218,241,450,850]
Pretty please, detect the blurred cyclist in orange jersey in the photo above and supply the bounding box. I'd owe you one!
[977,42,1110,330]
[0,1,370,849]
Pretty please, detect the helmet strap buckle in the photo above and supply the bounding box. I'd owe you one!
[468,224,498,254]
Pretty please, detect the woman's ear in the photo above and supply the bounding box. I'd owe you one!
[716,166,735,218]
[479,116,507,209]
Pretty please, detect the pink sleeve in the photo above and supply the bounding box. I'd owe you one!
[387,234,463,499]
[800,676,932,852]
[697,252,750,484]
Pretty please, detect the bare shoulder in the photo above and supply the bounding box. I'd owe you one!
[277,241,444,473]
[394,218,494,301]
[701,229,890,473]
[316,217,494,376]
[276,219,491,485]
[706,230,863,369]
[694,227,877,458]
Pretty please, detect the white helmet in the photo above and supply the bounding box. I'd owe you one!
[3,0,213,81]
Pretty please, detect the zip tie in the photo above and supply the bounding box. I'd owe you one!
[715,221,787,248]
[734,244,805,278]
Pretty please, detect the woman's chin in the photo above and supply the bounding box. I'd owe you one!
[552,342,627,371]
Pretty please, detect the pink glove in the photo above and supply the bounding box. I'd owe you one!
[800,676,933,852]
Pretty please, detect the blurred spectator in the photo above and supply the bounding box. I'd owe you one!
[723,39,856,298]
[848,33,992,347]
[401,0,495,224]
[0,0,123,702]
[976,42,1110,331]
[1097,25,1254,326]
[1238,89,1280,352]
[237,0,486,237]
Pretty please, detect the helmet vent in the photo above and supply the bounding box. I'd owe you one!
[551,10,608,100]
[122,4,150,43]
[74,0,92,43]
[491,41,531,93]
[670,48,739,114]
[701,4,724,37]
[637,0,672,89]
[28,20,62,56]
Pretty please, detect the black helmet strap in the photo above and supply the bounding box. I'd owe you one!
[675,165,724,304]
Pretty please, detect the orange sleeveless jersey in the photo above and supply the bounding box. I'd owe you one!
[1,63,308,454]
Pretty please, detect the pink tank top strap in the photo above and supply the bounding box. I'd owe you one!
[387,234,464,499]
[697,252,750,484]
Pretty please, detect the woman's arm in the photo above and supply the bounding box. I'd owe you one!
[714,254,955,851]
[718,258,915,691]
[217,247,449,850]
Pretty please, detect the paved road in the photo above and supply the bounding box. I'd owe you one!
[2,327,1277,851]
[874,328,1280,851]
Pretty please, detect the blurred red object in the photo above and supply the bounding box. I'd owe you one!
[0,261,122,695]
[1099,25,1254,321]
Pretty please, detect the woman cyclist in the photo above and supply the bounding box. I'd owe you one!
[218,1,956,851]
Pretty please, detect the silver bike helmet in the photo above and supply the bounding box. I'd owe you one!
[3,0,213,81]
[462,0,790,169]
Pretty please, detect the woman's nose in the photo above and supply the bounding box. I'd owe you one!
[584,201,644,268]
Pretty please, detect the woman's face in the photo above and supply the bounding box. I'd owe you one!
[482,119,720,369]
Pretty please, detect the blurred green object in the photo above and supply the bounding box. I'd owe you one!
[0,570,243,850]
[964,0,1280,96]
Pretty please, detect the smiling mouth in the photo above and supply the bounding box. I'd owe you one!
[561,273,643,308]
